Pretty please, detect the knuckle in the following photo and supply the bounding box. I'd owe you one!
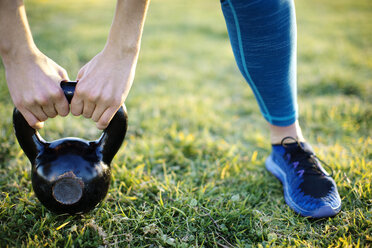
[112,97,122,107]
[61,68,68,76]
[24,97,35,106]
[36,95,49,106]
[87,92,99,103]
[99,94,112,104]
[51,90,64,101]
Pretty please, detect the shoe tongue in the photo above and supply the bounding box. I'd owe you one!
[282,142,314,154]
[300,142,314,154]
[285,142,328,175]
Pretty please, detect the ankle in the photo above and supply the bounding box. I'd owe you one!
[269,120,306,144]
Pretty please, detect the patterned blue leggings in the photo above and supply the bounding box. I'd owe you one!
[221,0,297,126]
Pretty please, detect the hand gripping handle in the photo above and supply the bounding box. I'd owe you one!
[13,81,128,165]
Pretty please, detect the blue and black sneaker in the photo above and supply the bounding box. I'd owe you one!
[265,137,341,218]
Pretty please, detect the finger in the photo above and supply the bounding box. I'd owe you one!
[70,96,84,116]
[96,107,117,130]
[42,104,58,118]
[28,106,48,122]
[58,67,70,81]
[54,88,70,117]
[70,77,88,116]
[82,101,96,118]
[76,67,85,80]
[21,108,45,129]
[91,104,107,122]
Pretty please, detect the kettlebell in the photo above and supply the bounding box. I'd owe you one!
[13,81,128,214]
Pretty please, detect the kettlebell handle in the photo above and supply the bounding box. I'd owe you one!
[60,81,76,104]
[13,81,128,165]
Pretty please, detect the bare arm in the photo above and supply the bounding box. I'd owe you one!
[0,0,37,60]
[0,0,69,129]
[71,0,150,129]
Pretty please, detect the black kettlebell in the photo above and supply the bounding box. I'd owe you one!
[13,81,128,214]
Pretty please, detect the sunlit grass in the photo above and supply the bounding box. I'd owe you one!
[0,0,371,247]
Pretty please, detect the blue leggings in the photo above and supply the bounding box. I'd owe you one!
[221,0,298,126]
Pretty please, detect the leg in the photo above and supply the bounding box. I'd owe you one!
[269,120,304,144]
[220,0,341,218]
[220,0,297,128]
[220,0,304,143]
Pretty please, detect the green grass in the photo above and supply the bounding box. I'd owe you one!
[0,0,371,247]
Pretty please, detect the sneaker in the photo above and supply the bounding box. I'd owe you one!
[265,137,341,218]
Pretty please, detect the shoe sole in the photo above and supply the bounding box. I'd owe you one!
[265,155,341,218]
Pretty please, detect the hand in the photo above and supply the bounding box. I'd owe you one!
[71,47,137,129]
[4,50,70,129]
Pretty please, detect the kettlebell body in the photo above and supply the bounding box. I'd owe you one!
[13,82,128,214]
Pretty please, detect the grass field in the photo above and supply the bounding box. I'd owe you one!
[0,0,371,247]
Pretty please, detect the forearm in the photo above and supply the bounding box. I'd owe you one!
[0,0,69,128]
[0,0,38,63]
[104,0,150,57]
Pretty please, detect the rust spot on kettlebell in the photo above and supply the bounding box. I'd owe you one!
[52,176,84,205]
[52,171,84,205]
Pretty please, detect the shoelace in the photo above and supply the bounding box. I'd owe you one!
[281,136,334,177]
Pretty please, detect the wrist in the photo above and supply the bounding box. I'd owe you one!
[1,42,39,66]
[102,0,148,61]
[102,41,140,61]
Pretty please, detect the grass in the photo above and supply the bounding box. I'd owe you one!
[0,0,371,247]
